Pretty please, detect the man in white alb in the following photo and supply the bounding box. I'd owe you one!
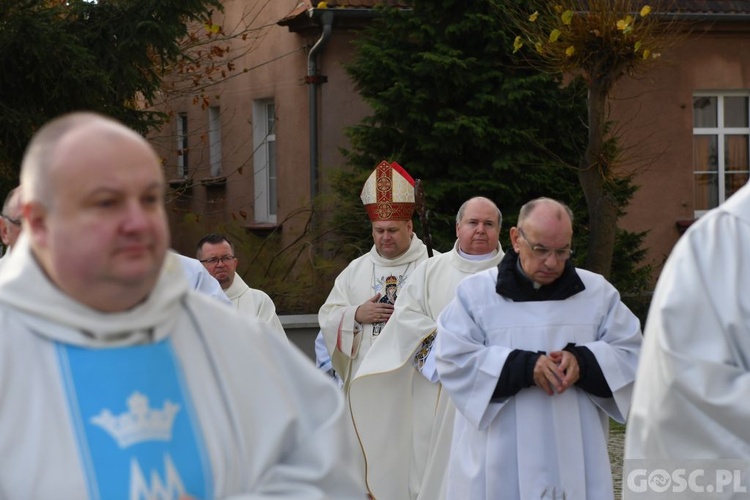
[349,196,504,499]
[436,197,642,499]
[0,111,364,498]
[625,180,750,467]
[197,233,285,336]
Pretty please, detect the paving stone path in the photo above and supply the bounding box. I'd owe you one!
[609,423,626,498]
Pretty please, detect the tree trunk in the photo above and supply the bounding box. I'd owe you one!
[579,79,619,279]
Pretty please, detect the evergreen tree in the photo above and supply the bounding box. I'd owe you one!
[336,0,652,315]
[339,0,587,254]
[0,0,222,194]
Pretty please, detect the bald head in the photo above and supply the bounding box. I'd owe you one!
[2,187,20,214]
[517,197,573,228]
[20,113,153,209]
[511,197,574,286]
[19,112,169,312]
[455,196,502,255]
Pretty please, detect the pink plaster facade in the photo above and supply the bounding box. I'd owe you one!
[614,19,750,277]
[151,0,374,257]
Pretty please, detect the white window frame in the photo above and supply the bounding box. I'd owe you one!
[693,91,750,217]
[208,106,222,177]
[176,112,188,178]
[253,99,277,223]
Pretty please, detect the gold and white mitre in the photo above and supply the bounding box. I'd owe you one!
[360,160,416,221]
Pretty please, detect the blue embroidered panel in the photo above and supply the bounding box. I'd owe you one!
[56,339,213,500]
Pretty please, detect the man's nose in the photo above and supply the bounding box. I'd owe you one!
[543,252,564,265]
[122,201,150,232]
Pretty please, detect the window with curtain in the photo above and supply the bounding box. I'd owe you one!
[176,112,188,178]
[252,99,277,223]
[693,93,750,216]
[208,106,222,177]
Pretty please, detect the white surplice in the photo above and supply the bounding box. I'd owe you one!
[224,272,286,336]
[626,182,750,461]
[436,266,642,499]
[0,235,364,499]
[350,241,502,500]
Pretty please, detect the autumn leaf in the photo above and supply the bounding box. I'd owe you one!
[529,11,539,22]
[640,5,652,17]
[617,15,634,32]
[513,36,524,53]
[549,29,562,42]
[565,45,575,57]
[561,10,573,25]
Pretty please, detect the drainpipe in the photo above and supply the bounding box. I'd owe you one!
[306,10,334,204]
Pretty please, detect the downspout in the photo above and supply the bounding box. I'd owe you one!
[307,10,334,204]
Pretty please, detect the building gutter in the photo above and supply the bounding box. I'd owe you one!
[305,8,396,203]
[306,9,334,203]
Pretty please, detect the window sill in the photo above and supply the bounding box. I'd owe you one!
[675,218,697,234]
[200,176,227,187]
[168,178,193,189]
[245,222,281,235]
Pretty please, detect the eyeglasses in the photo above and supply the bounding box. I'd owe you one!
[199,255,236,265]
[1,214,20,226]
[517,228,573,261]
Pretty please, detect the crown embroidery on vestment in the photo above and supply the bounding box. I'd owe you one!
[90,391,180,448]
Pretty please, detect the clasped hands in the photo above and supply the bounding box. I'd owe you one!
[533,350,580,396]
[354,293,394,325]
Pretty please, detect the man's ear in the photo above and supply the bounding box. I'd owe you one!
[0,219,8,246]
[509,227,521,253]
[23,202,48,247]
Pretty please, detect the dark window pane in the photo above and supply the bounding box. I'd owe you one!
[268,140,277,216]
[693,96,717,127]
[695,173,719,210]
[693,135,718,172]
[725,173,749,200]
[725,135,749,172]
[724,97,749,128]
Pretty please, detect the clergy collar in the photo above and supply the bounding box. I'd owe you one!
[457,246,497,261]
[495,247,585,302]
